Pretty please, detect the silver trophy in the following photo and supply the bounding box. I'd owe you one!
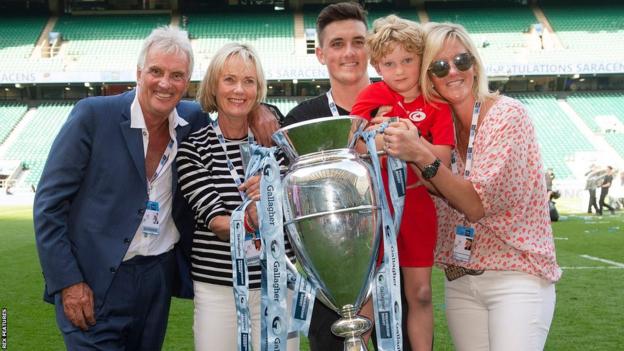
[273,116,381,351]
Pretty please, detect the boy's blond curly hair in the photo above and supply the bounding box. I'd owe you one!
[367,14,425,66]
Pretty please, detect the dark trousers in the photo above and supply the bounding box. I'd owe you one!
[599,187,614,214]
[308,271,413,351]
[60,251,175,351]
[587,189,599,213]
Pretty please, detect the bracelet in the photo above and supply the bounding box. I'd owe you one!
[244,212,256,233]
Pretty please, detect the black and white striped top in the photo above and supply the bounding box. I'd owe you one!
[176,123,294,288]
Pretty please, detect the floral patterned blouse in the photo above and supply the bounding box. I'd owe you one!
[435,95,562,282]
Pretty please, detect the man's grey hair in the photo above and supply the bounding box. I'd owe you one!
[137,25,194,79]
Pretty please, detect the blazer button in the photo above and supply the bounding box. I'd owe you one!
[124,238,131,244]
[110,267,116,273]
[138,208,145,215]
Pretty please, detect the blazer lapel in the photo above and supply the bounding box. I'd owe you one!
[171,122,192,196]
[120,119,146,183]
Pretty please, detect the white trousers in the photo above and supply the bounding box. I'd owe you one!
[193,281,300,351]
[445,270,556,351]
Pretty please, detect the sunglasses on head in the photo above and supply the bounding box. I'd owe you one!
[428,53,475,78]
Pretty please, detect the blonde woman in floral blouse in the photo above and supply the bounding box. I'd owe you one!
[382,22,561,351]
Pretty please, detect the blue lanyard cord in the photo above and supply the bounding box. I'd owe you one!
[451,101,481,178]
[212,118,255,200]
[326,90,340,117]
[147,138,175,196]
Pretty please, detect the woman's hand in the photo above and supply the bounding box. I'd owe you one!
[239,175,261,201]
[383,120,433,164]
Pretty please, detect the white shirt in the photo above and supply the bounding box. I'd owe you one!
[123,89,189,261]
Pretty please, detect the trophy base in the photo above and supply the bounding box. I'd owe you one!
[330,304,372,351]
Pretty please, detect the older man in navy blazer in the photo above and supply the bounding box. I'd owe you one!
[34,26,207,350]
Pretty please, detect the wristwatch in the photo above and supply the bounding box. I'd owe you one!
[421,158,441,180]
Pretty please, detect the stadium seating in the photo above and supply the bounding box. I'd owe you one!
[366,9,420,26]
[567,92,624,132]
[604,133,624,159]
[187,12,295,59]
[541,4,624,60]
[0,103,27,144]
[515,94,596,178]
[2,102,73,186]
[0,16,51,71]
[53,15,170,71]
[426,3,535,43]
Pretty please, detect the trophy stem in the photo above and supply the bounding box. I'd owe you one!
[330,304,372,351]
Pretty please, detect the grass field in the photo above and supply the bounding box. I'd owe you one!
[1,205,623,350]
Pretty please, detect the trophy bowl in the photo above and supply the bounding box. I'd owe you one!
[273,116,381,350]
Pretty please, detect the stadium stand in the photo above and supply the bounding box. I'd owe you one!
[516,94,597,178]
[53,15,170,71]
[1,102,73,186]
[366,9,420,26]
[540,2,624,61]
[0,103,27,144]
[426,1,537,64]
[0,1,623,190]
[604,133,624,159]
[566,92,624,132]
[187,11,295,60]
[0,16,57,72]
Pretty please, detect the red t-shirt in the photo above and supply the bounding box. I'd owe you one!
[352,81,455,266]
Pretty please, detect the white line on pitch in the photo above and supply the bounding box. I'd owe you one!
[561,266,624,270]
[554,237,568,240]
[580,255,624,268]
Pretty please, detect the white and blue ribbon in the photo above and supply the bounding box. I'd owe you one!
[256,147,288,351]
[230,142,265,351]
[361,123,405,351]
[232,200,253,351]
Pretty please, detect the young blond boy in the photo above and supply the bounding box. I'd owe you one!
[352,15,454,351]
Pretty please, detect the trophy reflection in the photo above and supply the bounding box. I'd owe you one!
[273,116,381,351]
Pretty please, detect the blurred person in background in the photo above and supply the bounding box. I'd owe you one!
[598,166,615,215]
[585,164,603,214]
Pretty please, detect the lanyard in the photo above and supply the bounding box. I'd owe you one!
[147,138,174,196]
[326,90,340,117]
[212,118,255,199]
[360,123,405,351]
[451,101,481,178]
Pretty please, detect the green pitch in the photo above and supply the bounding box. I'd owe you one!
[1,206,622,350]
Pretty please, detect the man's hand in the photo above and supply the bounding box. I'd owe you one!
[245,202,259,230]
[239,175,261,201]
[373,105,393,119]
[249,104,280,146]
[61,282,96,331]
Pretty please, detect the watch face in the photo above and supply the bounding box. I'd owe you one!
[423,159,440,180]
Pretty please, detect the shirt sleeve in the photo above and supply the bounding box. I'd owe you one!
[429,102,455,147]
[176,133,228,227]
[469,99,540,225]
[351,83,398,120]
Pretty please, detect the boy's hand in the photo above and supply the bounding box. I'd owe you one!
[368,105,393,126]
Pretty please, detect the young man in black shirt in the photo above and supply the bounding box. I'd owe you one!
[283,2,371,126]
[282,3,408,351]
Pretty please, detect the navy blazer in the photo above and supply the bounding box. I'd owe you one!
[34,90,207,309]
